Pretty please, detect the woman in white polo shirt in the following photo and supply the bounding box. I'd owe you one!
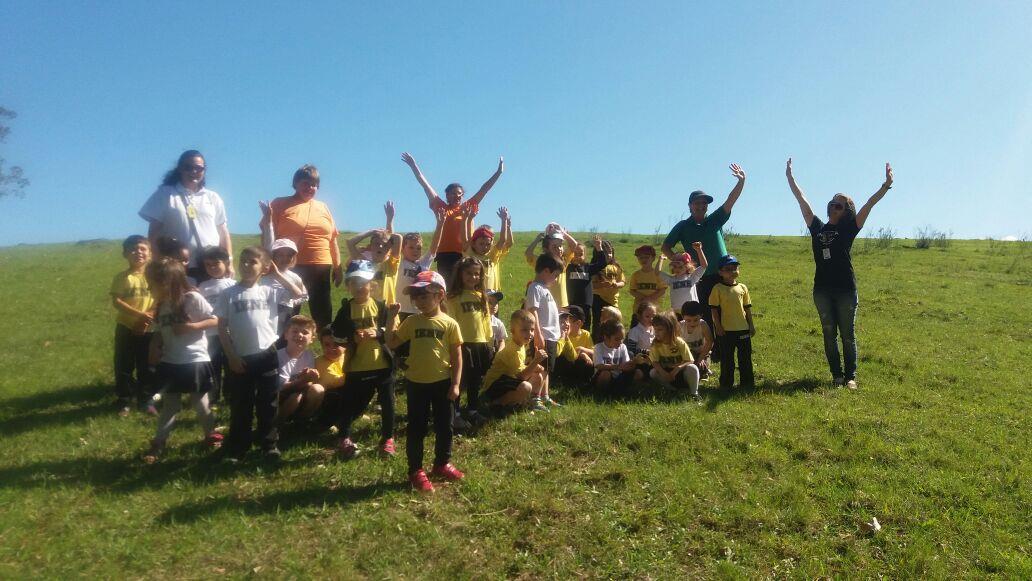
[139,150,233,282]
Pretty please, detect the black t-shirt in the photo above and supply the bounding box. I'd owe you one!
[566,262,592,306]
[808,216,860,290]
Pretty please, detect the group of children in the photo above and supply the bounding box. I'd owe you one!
[109,203,755,492]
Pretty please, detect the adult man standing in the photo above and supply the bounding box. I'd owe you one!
[661,164,747,331]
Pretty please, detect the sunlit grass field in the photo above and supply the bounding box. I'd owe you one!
[0,232,1029,578]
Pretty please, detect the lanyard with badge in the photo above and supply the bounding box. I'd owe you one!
[177,189,205,252]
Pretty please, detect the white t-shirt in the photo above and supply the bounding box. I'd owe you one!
[526,280,560,342]
[156,291,215,364]
[197,277,236,338]
[261,269,309,334]
[276,348,317,389]
[214,282,292,357]
[625,324,655,353]
[396,253,435,313]
[660,268,706,313]
[680,321,707,352]
[490,315,508,351]
[138,184,227,267]
[593,342,630,369]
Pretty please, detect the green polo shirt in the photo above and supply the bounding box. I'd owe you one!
[663,207,730,276]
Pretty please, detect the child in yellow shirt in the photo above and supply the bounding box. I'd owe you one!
[446,257,495,429]
[462,206,513,292]
[709,255,755,389]
[482,309,546,411]
[591,239,625,342]
[110,235,156,415]
[628,245,667,325]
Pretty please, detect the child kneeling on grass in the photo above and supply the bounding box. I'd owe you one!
[591,319,642,395]
[650,311,702,403]
[679,301,714,380]
[482,309,546,412]
[314,327,347,429]
[554,306,594,387]
[143,258,222,463]
[386,270,465,493]
[277,315,325,421]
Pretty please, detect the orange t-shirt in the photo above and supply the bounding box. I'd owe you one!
[271,197,340,266]
[430,198,477,254]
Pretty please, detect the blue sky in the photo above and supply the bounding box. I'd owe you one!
[1,1,1029,246]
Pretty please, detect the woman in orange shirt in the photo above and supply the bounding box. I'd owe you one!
[259,164,342,329]
[401,152,504,279]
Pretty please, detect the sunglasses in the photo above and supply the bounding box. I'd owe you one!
[183,165,206,173]
[829,202,844,210]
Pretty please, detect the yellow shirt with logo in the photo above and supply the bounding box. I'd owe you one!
[315,352,346,389]
[466,245,510,291]
[373,256,400,304]
[110,269,155,329]
[708,282,752,332]
[570,328,593,351]
[651,337,693,370]
[446,290,492,344]
[346,299,390,372]
[592,263,625,306]
[394,312,463,383]
[629,268,668,311]
[483,341,527,388]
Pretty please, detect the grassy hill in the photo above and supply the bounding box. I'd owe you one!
[0,233,1029,578]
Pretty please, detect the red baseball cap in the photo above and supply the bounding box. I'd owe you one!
[404,270,447,294]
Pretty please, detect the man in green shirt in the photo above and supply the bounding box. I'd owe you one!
[661,163,747,333]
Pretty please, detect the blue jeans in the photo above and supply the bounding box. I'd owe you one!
[812,288,859,380]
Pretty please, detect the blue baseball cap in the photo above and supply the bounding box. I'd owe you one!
[718,254,740,268]
[345,259,376,281]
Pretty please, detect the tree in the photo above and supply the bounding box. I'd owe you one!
[0,106,29,198]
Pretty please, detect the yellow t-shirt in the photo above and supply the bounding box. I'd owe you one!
[592,264,625,306]
[346,300,390,372]
[315,353,346,389]
[466,245,510,291]
[708,282,752,332]
[525,248,574,307]
[446,290,492,344]
[373,256,400,304]
[394,312,463,383]
[483,341,527,388]
[629,269,668,311]
[110,269,154,329]
[570,328,593,351]
[651,338,693,370]
[557,335,577,362]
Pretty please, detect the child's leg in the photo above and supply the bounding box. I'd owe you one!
[226,371,254,455]
[295,384,326,418]
[374,371,395,442]
[255,371,280,451]
[207,340,224,403]
[649,368,672,387]
[338,374,377,439]
[736,333,754,387]
[405,381,433,473]
[718,335,736,389]
[155,394,184,442]
[134,333,155,405]
[113,324,135,406]
[279,392,303,419]
[189,392,216,435]
[498,380,534,406]
[429,380,454,468]
[681,364,700,396]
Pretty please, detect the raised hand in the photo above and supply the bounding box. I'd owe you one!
[593,234,603,250]
[730,163,746,181]
[258,200,271,226]
[786,158,794,179]
[884,163,893,188]
[497,206,510,222]
[384,200,395,221]
[691,241,703,252]
[497,156,505,174]
[387,303,401,317]
[401,152,417,168]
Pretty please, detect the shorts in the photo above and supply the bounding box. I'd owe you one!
[482,375,523,402]
[154,361,215,394]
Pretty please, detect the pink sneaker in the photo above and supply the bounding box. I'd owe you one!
[204,433,224,449]
[431,463,465,481]
[337,437,358,459]
[380,438,396,456]
[409,469,434,492]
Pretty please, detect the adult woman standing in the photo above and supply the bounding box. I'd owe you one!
[139,150,233,283]
[786,158,894,389]
[259,164,342,329]
[401,152,504,279]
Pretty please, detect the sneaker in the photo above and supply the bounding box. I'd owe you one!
[530,397,549,412]
[691,393,704,405]
[431,463,465,481]
[118,406,131,418]
[142,404,159,416]
[409,469,435,492]
[380,438,396,456]
[337,437,359,459]
[142,439,165,464]
[452,415,473,432]
[204,433,224,449]
[833,376,845,387]
[846,379,858,390]
[263,446,282,460]
[543,397,562,408]
[465,409,489,427]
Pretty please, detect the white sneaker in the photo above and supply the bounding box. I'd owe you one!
[846,379,858,390]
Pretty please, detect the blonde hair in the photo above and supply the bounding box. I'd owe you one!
[287,315,317,333]
[600,305,623,323]
[652,311,679,344]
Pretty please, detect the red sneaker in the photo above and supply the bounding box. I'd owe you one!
[204,433,224,449]
[431,463,465,481]
[337,437,358,459]
[409,469,434,492]
[380,438,396,456]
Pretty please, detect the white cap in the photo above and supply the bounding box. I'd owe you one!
[270,239,298,254]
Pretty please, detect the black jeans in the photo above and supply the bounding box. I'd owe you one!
[206,337,226,403]
[225,347,280,454]
[460,343,494,411]
[337,369,395,441]
[113,325,153,406]
[294,264,333,330]
[435,252,463,282]
[717,330,754,389]
[406,379,453,472]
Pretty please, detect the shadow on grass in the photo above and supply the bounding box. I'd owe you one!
[0,383,113,437]
[703,377,824,411]
[157,481,409,524]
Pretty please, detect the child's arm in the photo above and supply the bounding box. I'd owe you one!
[855,163,894,229]
[112,296,154,327]
[173,316,218,336]
[461,208,474,252]
[448,341,463,401]
[401,152,441,206]
[259,200,274,250]
[745,306,756,337]
[468,156,504,207]
[384,304,403,349]
[384,201,395,234]
[700,325,714,360]
[388,233,403,261]
[427,207,446,257]
[218,319,245,373]
[711,307,725,336]
[785,158,815,226]
[345,229,377,260]
[498,207,514,250]
[267,261,304,298]
[518,349,546,380]
[559,226,578,252]
[524,232,544,263]
[692,241,708,274]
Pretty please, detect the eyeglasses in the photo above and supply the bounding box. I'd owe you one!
[829,202,844,210]
[183,165,206,173]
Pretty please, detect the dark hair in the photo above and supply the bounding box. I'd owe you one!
[635,300,657,317]
[145,257,193,319]
[162,150,206,187]
[445,183,463,197]
[292,164,320,188]
[202,245,230,263]
[319,325,336,339]
[121,234,149,254]
[240,245,271,265]
[156,236,189,260]
[535,253,564,274]
[448,256,489,314]
[680,300,706,317]
[828,194,857,220]
[599,319,625,339]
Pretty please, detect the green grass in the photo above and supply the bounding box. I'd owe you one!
[0,233,1029,578]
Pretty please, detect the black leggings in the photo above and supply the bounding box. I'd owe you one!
[113,325,153,406]
[717,331,754,388]
[294,264,333,330]
[406,379,453,472]
[337,369,395,441]
[460,342,494,411]
[225,347,280,454]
